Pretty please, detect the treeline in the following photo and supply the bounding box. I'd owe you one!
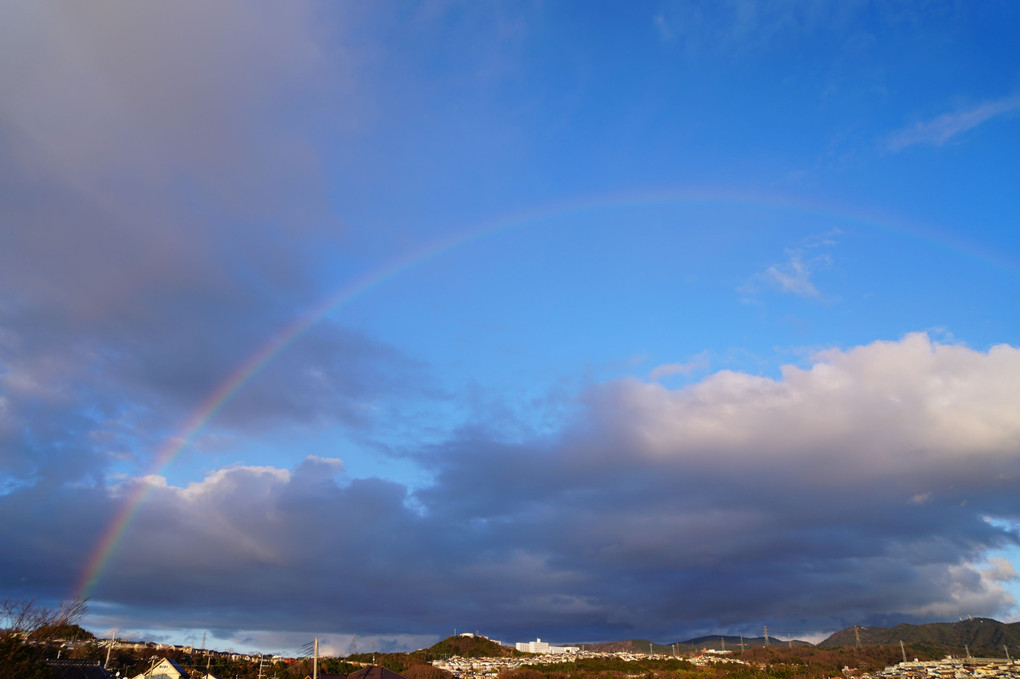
[1,637,295,679]
[340,652,455,676]
[2,599,90,679]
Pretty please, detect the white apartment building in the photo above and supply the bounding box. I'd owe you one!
[515,638,579,654]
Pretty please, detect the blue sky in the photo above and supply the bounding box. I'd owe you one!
[2,0,1020,657]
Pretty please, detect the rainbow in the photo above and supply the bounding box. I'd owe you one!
[72,186,1018,599]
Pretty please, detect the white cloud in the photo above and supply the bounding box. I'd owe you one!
[649,352,710,380]
[906,560,1018,619]
[984,557,1019,583]
[304,455,344,470]
[653,14,673,41]
[887,95,1020,151]
[763,251,823,297]
[741,249,824,298]
[600,333,1020,473]
[741,230,838,300]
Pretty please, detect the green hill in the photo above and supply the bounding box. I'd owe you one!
[424,635,519,658]
[819,618,1020,657]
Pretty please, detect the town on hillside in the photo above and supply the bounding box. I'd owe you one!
[7,630,1020,679]
[5,603,1020,679]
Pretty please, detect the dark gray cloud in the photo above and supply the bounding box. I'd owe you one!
[2,335,1017,651]
[0,1,424,484]
[0,1,338,314]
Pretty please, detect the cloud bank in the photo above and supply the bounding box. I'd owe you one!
[3,334,1018,650]
[0,1,427,488]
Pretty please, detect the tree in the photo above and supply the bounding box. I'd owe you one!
[0,598,89,679]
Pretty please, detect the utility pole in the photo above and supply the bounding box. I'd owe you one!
[104,629,116,670]
[854,626,862,652]
[1004,645,1011,662]
[740,636,745,653]
[763,626,769,648]
[313,637,319,679]
[721,637,725,652]
[900,641,907,664]
[965,644,971,660]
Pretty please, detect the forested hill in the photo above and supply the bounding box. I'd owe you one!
[819,618,1020,656]
[425,635,519,658]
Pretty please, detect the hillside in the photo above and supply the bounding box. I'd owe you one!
[819,618,1020,657]
[684,634,813,651]
[424,635,519,658]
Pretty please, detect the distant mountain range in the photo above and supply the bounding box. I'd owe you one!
[683,634,813,650]
[580,635,810,654]
[573,618,1020,658]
